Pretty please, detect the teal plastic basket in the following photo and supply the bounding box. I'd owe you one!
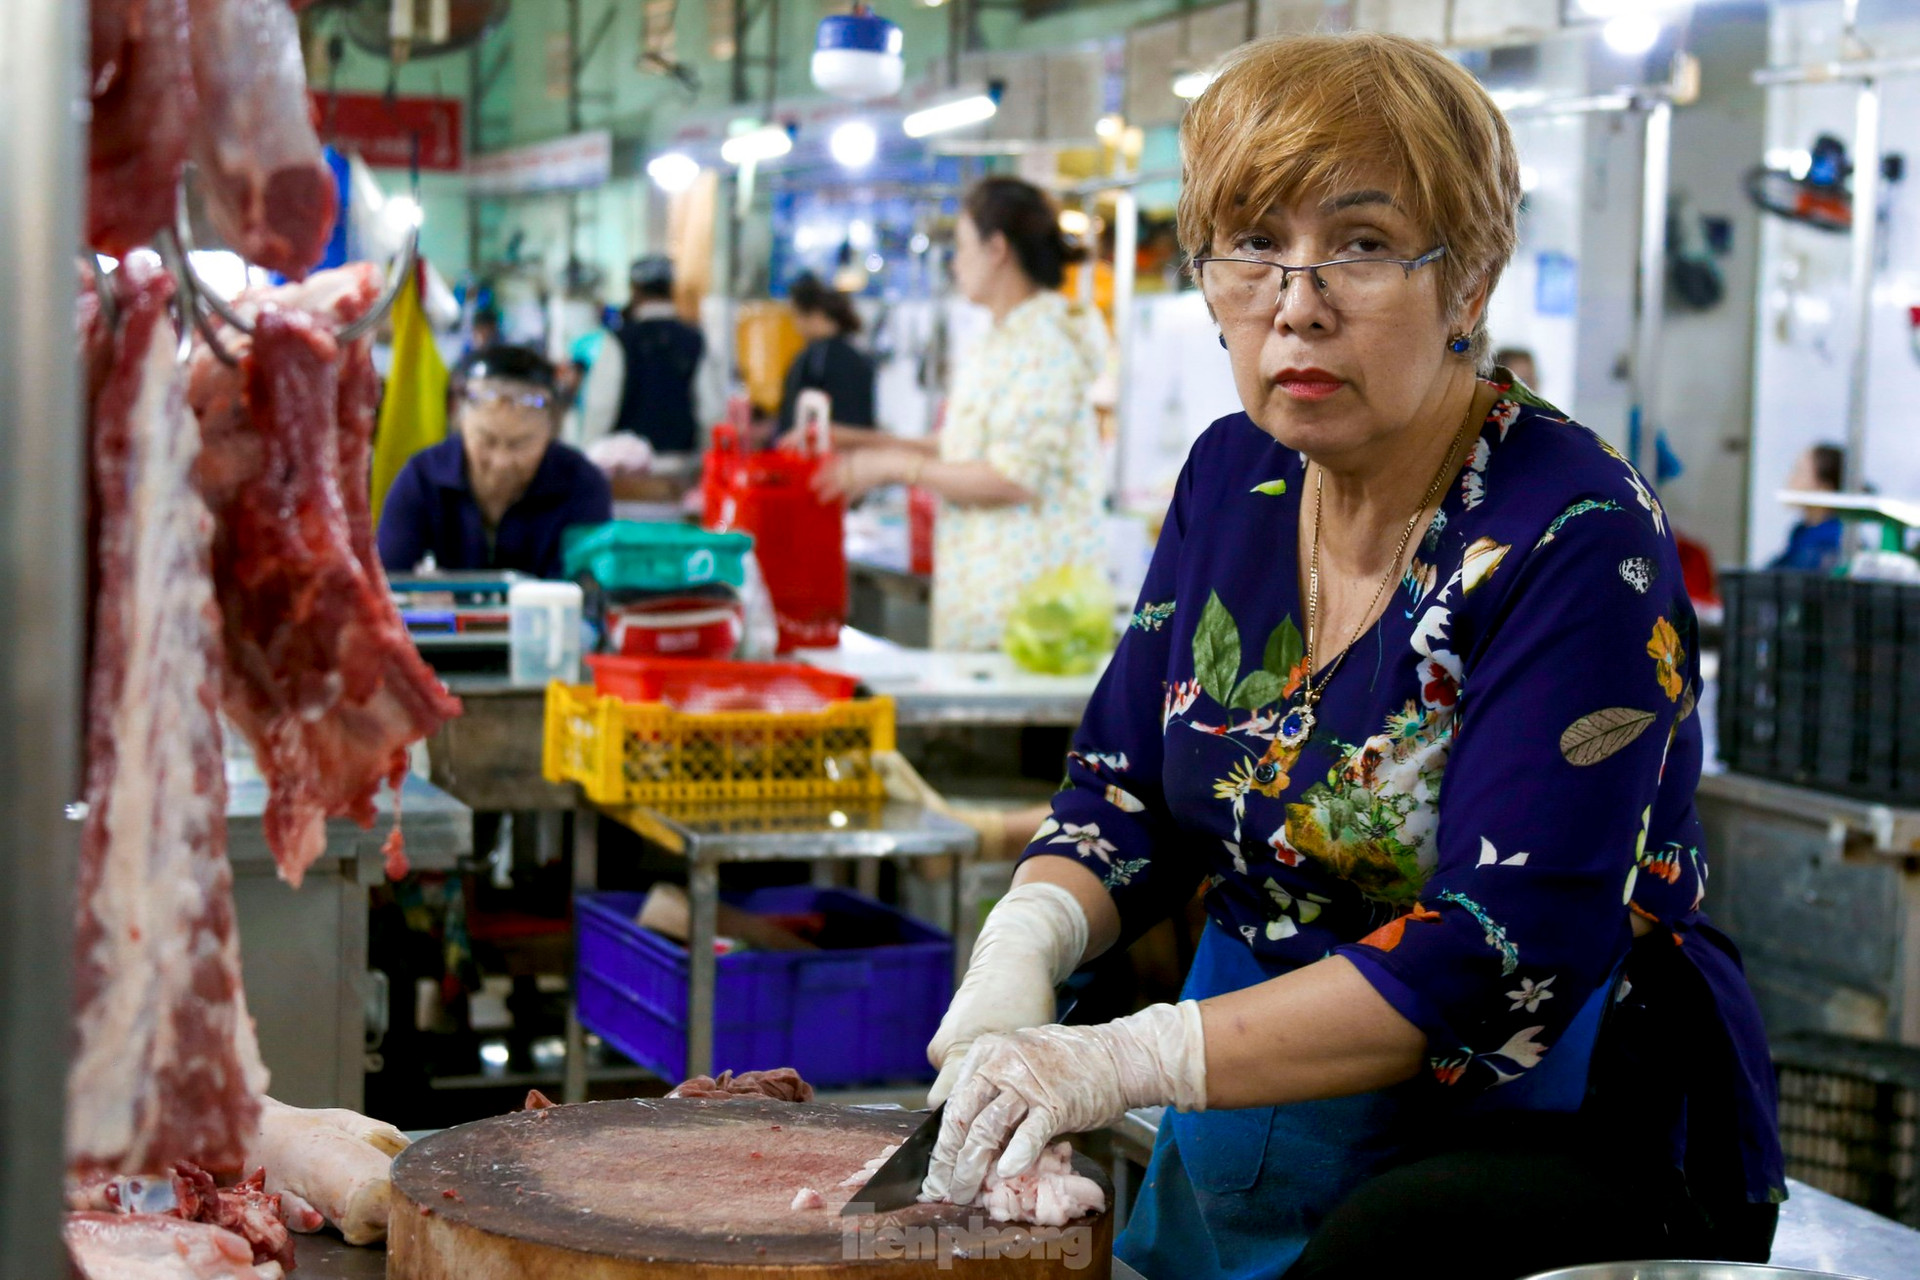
[563,522,752,593]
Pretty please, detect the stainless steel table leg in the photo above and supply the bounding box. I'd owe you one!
[687,856,720,1080]
[949,852,977,984]
[562,798,599,1104]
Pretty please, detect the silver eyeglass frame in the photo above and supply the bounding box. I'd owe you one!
[1191,244,1448,310]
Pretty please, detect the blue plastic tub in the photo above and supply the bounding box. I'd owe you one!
[576,886,953,1088]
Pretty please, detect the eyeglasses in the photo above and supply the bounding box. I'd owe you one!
[1192,245,1447,319]
[463,384,553,411]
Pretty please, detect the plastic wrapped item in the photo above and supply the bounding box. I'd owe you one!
[1002,564,1117,676]
[737,550,781,661]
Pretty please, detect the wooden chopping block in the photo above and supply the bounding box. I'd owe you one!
[388,1098,1113,1278]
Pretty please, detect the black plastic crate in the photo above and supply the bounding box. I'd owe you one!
[1772,1033,1920,1228]
[1720,571,1920,804]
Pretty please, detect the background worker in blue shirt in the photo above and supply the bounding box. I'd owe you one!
[377,346,612,580]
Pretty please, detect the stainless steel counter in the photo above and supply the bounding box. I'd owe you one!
[227,773,470,875]
[427,678,578,813]
[228,774,472,1110]
[796,628,1104,728]
[290,1233,386,1280]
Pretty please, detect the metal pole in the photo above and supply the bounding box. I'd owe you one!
[0,0,84,1272]
[1110,184,1138,509]
[1629,100,1671,477]
[566,0,582,269]
[686,858,720,1079]
[1841,81,1881,494]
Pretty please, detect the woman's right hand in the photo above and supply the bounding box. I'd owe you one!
[926,882,1091,1105]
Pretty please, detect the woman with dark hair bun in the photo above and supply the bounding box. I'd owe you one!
[817,175,1108,652]
[777,273,877,440]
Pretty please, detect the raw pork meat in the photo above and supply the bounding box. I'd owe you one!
[188,266,462,886]
[185,0,336,277]
[840,1140,1104,1228]
[789,1187,826,1211]
[970,1143,1107,1229]
[88,0,197,254]
[667,1068,815,1103]
[65,1212,281,1280]
[69,259,268,1182]
[244,1097,409,1246]
[836,1143,900,1189]
[70,1164,298,1271]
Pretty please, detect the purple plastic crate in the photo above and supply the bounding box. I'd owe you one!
[576,886,953,1089]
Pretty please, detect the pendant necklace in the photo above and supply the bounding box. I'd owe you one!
[1275,395,1484,752]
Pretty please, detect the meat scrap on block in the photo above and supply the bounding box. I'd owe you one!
[69,259,267,1183]
[666,1067,815,1102]
[188,264,462,887]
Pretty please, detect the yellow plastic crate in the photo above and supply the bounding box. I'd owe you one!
[542,682,895,806]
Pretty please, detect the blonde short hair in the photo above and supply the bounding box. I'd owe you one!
[1179,31,1522,363]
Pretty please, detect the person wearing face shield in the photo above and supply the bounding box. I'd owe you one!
[376,345,612,580]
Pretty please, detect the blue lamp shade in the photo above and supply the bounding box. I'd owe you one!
[812,10,904,101]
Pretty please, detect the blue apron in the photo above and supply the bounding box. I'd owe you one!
[1115,922,1616,1280]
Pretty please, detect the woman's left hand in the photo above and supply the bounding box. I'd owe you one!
[810,448,909,503]
[922,1002,1209,1206]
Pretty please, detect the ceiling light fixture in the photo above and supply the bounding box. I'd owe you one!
[647,151,702,193]
[830,120,879,169]
[720,126,794,166]
[903,87,1000,138]
[1172,70,1215,100]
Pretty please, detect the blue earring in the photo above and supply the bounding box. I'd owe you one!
[1448,335,1471,354]
[1219,333,1228,350]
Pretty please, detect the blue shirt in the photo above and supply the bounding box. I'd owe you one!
[1026,388,1784,1205]
[376,435,612,580]
[1768,516,1845,573]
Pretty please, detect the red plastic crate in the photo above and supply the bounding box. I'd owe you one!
[586,654,860,711]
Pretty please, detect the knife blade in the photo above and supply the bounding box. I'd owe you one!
[840,1102,945,1216]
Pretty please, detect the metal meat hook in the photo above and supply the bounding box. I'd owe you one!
[165,178,421,356]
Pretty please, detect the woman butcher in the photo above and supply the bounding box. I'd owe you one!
[922,31,1784,1280]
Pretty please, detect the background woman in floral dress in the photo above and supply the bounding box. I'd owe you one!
[818,176,1108,652]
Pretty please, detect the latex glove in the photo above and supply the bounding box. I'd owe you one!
[926,882,1089,1106]
[922,1001,1208,1208]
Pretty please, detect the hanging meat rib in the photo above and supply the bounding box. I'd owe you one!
[189,265,462,887]
[69,260,269,1183]
[186,0,336,278]
[89,0,197,255]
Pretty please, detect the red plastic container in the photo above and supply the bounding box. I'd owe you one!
[908,486,937,577]
[701,420,848,653]
[607,603,743,660]
[586,654,860,712]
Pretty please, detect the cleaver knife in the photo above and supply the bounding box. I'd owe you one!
[841,1102,945,1215]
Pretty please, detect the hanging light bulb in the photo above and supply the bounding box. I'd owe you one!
[830,120,879,169]
[647,151,702,193]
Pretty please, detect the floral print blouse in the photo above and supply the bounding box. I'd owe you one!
[934,291,1107,651]
[1022,385,1785,1204]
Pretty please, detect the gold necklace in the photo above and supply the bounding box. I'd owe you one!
[1275,394,1484,753]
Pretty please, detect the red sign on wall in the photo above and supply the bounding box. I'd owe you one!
[313,92,465,172]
